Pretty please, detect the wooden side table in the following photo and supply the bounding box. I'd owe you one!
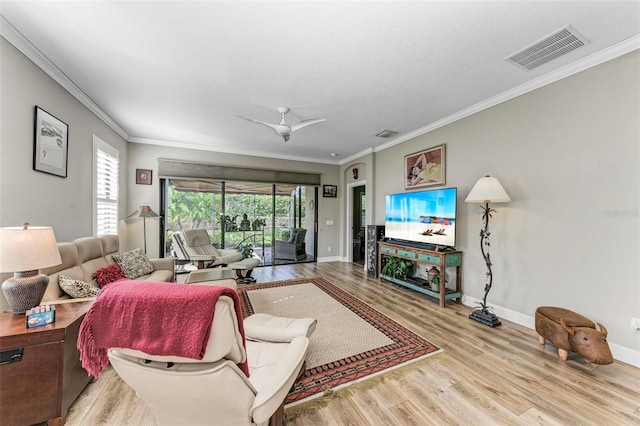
[0,301,93,426]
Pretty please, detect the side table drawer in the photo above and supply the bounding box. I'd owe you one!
[0,341,61,425]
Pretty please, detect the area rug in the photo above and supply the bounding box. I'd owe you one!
[238,277,442,405]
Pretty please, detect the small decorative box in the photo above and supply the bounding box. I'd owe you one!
[26,305,56,328]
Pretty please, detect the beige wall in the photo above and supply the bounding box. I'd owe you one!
[126,143,340,257]
[1,38,129,242]
[368,50,640,355]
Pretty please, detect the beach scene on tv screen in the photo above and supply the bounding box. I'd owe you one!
[385,189,456,247]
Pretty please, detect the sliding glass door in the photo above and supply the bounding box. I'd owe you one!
[162,179,316,266]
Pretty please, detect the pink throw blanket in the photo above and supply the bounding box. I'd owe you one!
[77,280,249,378]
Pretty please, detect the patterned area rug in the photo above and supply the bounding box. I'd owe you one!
[238,277,442,405]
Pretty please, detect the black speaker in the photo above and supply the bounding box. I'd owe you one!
[366,225,385,277]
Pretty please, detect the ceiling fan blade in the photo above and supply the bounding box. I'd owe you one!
[236,114,282,132]
[290,118,326,132]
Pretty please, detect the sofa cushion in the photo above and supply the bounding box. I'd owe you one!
[112,248,155,279]
[99,234,119,256]
[138,269,174,282]
[59,275,100,298]
[74,237,105,263]
[94,264,126,288]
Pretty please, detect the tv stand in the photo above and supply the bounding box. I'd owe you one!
[378,241,462,307]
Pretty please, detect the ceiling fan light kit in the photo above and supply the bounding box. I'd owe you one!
[237,107,326,142]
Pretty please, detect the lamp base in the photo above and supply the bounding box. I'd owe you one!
[1,270,49,314]
[469,309,502,327]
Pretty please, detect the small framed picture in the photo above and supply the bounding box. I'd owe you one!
[323,184,338,198]
[136,169,152,185]
[405,144,445,189]
[33,106,68,178]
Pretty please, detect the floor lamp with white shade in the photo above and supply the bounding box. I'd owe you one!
[465,175,511,327]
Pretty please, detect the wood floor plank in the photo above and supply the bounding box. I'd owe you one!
[63,262,640,425]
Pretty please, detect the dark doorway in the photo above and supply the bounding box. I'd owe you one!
[352,185,366,265]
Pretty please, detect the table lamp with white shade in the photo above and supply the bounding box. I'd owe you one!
[0,224,62,314]
[465,175,511,327]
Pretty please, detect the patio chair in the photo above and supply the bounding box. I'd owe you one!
[274,228,307,261]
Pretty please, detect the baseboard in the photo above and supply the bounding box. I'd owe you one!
[317,256,344,263]
[462,295,640,368]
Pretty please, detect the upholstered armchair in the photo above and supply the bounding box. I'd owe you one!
[108,294,313,426]
[172,229,242,268]
[274,228,307,261]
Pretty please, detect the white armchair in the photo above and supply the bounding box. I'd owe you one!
[108,295,312,426]
[172,229,243,269]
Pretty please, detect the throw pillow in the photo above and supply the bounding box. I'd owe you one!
[94,264,126,288]
[112,248,155,279]
[58,275,100,298]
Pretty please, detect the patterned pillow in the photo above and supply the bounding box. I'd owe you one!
[58,275,100,298]
[94,264,126,288]
[112,248,155,279]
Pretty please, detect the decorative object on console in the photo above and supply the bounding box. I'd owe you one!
[427,266,441,292]
[126,205,159,254]
[465,175,511,327]
[405,144,445,189]
[0,224,62,314]
[33,106,68,178]
[135,169,152,185]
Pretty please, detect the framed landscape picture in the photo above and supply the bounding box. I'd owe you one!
[323,185,338,198]
[33,106,68,178]
[404,144,445,189]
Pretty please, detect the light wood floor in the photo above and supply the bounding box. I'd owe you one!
[64,262,640,425]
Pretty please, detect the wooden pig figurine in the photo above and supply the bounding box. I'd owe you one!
[535,306,613,365]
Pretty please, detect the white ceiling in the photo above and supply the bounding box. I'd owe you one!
[2,1,639,164]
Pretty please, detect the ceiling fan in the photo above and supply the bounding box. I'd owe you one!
[237,107,326,142]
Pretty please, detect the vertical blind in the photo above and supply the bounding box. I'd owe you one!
[95,147,119,235]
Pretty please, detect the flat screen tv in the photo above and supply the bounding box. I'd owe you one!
[385,187,457,248]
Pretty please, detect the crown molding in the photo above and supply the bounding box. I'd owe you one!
[374,34,640,154]
[129,137,340,165]
[1,15,130,141]
[339,146,374,165]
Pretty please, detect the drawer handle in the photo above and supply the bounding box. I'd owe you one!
[0,348,24,365]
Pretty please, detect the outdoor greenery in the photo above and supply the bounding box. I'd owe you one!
[165,185,309,255]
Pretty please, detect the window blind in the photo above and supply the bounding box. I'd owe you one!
[94,140,119,235]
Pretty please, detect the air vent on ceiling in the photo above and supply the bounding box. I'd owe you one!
[376,130,399,138]
[505,25,590,71]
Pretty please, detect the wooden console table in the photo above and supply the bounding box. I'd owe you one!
[0,301,93,425]
[378,241,462,307]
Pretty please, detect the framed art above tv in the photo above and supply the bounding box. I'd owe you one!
[405,144,445,189]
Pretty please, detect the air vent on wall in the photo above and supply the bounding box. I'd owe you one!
[376,130,399,138]
[505,25,590,71]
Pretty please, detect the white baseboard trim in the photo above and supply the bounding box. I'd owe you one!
[462,295,640,368]
[317,256,344,263]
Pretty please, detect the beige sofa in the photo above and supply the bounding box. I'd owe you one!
[41,235,175,304]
